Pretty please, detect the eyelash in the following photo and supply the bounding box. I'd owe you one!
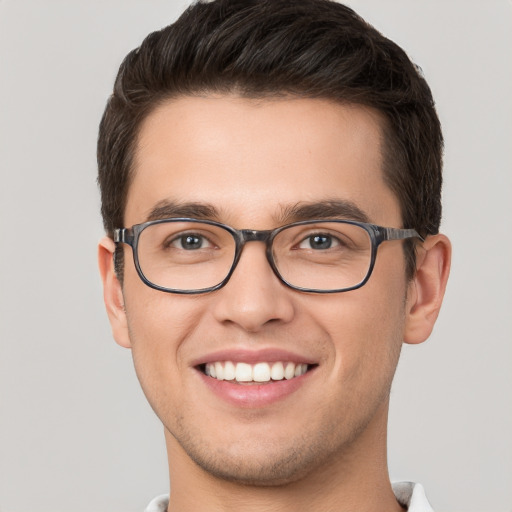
[166,233,214,250]
[297,233,342,250]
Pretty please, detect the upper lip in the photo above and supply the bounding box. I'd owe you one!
[191,348,318,367]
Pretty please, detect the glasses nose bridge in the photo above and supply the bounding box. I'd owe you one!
[240,228,273,244]
[232,228,275,273]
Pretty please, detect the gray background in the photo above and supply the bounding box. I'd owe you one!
[0,1,511,511]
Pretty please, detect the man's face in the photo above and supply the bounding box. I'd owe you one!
[116,96,412,484]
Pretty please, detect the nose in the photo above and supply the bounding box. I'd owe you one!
[211,242,295,333]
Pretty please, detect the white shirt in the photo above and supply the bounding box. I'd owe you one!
[144,481,434,511]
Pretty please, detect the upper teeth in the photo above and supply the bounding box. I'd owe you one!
[204,361,309,382]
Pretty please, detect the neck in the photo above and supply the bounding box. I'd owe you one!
[164,401,405,512]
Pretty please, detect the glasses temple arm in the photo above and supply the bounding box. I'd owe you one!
[383,227,424,242]
[113,228,135,245]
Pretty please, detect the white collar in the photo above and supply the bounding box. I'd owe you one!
[392,482,434,512]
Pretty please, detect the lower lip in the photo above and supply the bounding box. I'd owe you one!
[197,369,315,408]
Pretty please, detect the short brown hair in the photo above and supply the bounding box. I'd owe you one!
[97,0,443,279]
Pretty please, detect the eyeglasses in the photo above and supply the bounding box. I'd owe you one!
[114,218,423,294]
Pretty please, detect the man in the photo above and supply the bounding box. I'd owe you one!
[97,1,451,510]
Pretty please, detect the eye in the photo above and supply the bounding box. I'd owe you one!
[298,234,340,250]
[170,233,212,250]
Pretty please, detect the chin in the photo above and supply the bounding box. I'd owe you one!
[185,442,324,487]
[168,414,356,488]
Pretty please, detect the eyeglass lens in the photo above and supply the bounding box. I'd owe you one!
[136,220,373,292]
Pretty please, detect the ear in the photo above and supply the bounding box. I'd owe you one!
[404,234,451,344]
[98,237,132,348]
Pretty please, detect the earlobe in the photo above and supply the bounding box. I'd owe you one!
[98,237,132,348]
[404,234,451,344]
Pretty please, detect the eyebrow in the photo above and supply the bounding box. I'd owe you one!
[146,200,221,222]
[277,199,371,224]
[145,198,370,225]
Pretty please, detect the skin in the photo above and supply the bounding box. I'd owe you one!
[99,96,451,512]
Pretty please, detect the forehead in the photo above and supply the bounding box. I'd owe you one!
[126,95,401,227]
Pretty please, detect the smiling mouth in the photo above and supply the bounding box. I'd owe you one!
[199,361,315,383]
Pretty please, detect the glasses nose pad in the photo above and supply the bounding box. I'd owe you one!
[264,240,285,283]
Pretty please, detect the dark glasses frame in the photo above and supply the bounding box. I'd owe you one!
[114,218,423,294]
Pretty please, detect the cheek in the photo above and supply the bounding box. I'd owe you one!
[123,262,205,350]
[122,279,207,409]
[311,263,407,397]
